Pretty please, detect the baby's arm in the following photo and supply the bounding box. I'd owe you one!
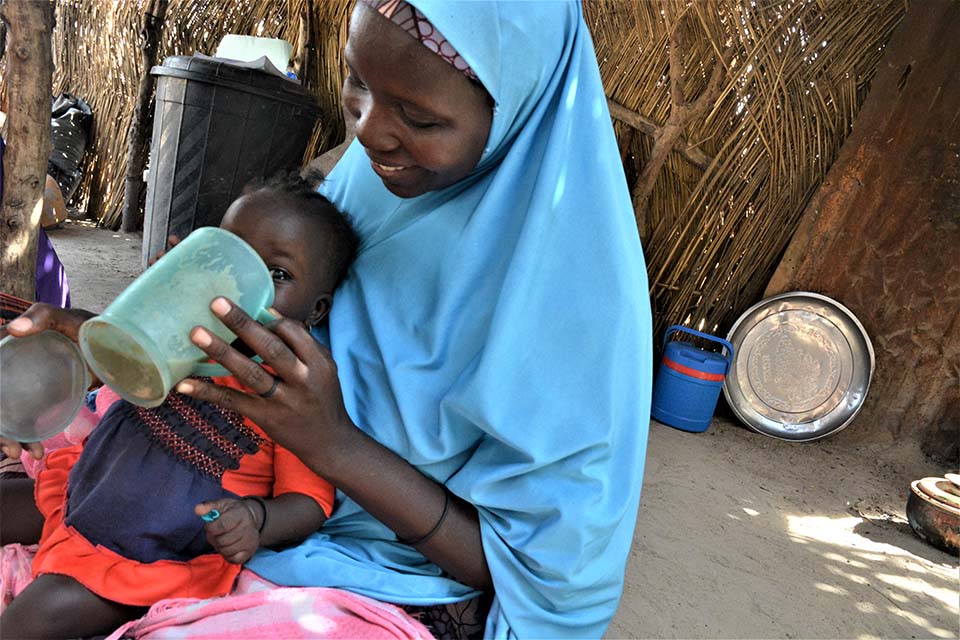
[195,494,326,564]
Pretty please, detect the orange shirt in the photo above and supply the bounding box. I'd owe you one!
[32,381,334,606]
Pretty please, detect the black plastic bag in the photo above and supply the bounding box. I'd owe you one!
[47,93,92,201]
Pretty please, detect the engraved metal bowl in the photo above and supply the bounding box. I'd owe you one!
[722,292,874,442]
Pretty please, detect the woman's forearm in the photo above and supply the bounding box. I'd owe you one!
[312,425,493,592]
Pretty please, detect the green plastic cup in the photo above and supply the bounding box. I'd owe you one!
[79,227,275,407]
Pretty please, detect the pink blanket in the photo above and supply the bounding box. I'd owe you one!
[0,543,36,611]
[2,557,429,638]
[104,571,431,639]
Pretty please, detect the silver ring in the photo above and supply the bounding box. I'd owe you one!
[259,376,280,399]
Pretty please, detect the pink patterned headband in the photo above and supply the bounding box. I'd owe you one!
[358,0,479,82]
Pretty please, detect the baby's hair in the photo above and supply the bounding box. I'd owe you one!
[243,168,359,289]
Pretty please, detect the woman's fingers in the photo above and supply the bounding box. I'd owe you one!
[177,298,353,461]
[0,439,43,460]
[6,304,94,342]
[23,442,44,460]
[0,438,23,459]
[189,326,279,397]
[176,376,260,419]
[208,298,306,381]
[196,297,327,386]
[271,316,332,368]
[0,440,19,458]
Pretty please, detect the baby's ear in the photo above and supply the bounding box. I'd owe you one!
[308,294,333,326]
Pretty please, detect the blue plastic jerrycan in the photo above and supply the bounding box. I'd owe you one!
[651,325,734,433]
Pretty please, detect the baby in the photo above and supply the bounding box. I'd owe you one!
[0,172,359,639]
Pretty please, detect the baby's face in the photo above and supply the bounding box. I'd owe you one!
[220,192,331,325]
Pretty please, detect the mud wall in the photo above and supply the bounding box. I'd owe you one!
[765,3,960,462]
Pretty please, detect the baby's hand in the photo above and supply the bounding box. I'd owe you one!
[148,235,182,267]
[194,498,264,564]
[0,437,44,460]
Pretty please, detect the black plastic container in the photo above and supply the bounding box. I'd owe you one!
[142,55,321,266]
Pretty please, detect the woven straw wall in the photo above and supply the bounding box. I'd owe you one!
[0,0,906,339]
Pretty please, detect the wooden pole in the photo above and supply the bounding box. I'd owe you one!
[0,0,54,300]
[120,0,167,233]
[607,98,712,171]
[630,7,729,242]
[292,0,314,87]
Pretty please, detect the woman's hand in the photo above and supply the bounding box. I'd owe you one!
[1,305,95,460]
[0,437,43,460]
[2,303,94,343]
[178,297,493,591]
[175,298,354,463]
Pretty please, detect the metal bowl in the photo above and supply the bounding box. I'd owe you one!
[722,292,874,442]
[0,331,90,442]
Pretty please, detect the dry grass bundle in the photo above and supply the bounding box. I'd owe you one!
[587,0,904,339]
[0,0,906,339]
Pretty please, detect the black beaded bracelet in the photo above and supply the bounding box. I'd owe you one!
[243,495,268,534]
[401,490,450,546]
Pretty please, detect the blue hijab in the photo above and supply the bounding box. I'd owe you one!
[247,1,652,636]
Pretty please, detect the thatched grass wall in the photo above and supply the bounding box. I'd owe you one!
[0,0,906,340]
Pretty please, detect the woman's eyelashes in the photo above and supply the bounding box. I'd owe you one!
[270,267,293,282]
[401,110,440,129]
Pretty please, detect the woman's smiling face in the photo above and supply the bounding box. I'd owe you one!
[342,3,493,198]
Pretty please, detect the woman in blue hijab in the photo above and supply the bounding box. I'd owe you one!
[8,1,652,636]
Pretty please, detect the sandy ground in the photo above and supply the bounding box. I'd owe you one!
[47,220,143,314]
[44,221,959,640]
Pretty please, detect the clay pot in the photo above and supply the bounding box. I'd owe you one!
[906,478,960,555]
